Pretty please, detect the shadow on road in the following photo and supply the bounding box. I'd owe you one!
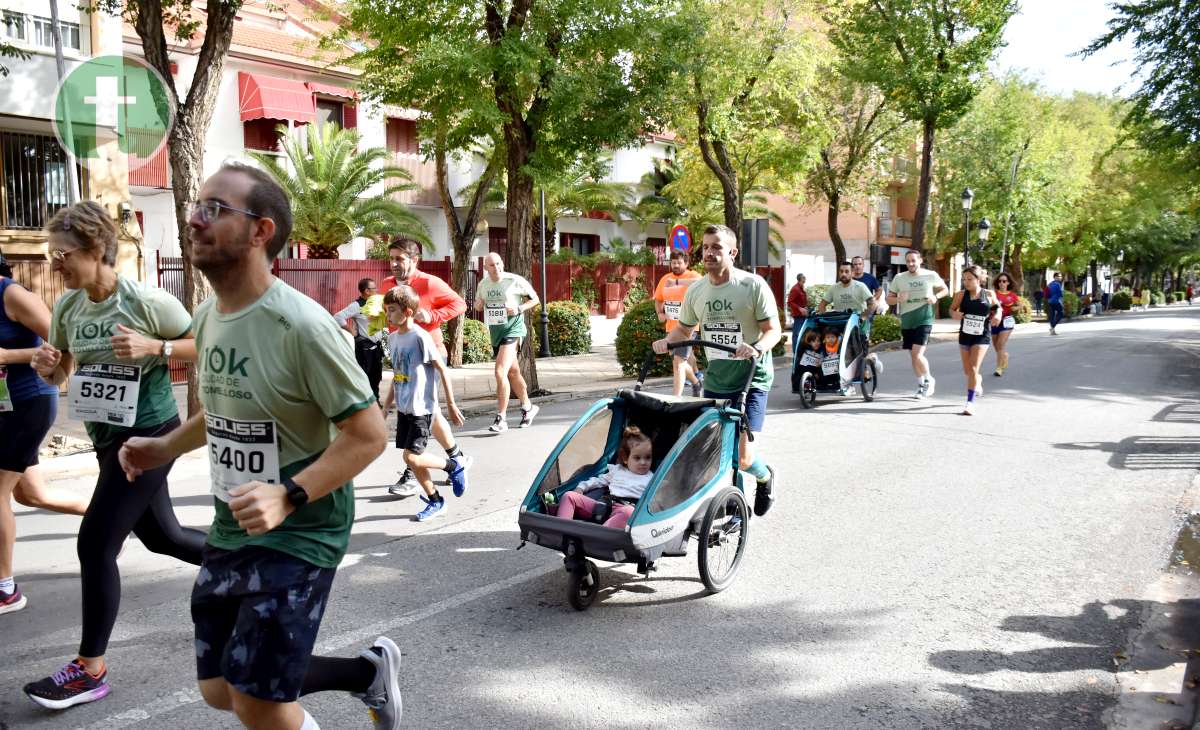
[929,598,1200,729]
[1055,436,1200,471]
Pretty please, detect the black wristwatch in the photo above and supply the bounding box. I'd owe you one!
[283,476,309,509]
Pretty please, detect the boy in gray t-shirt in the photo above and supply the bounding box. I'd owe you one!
[383,286,467,521]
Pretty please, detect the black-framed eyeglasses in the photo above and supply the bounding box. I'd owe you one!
[188,200,263,225]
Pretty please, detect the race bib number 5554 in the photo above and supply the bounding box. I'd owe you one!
[206,414,281,503]
[701,321,742,360]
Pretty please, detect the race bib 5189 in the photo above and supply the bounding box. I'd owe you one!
[484,306,508,326]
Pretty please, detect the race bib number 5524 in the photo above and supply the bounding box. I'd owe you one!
[205,414,282,503]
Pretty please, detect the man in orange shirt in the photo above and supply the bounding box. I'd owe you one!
[653,249,704,396]
[381,239,471,496]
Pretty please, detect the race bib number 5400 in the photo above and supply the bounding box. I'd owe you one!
[69,363,140,426]
[206,414,282,503]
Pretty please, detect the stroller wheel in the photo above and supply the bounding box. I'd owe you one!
[798,372,817,409]
[861,359,878,402]
[698,487,750,594]
[567,560,600,611]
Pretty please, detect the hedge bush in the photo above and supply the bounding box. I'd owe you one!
[1167,293,1177,304]
[1175,290,1187,302]
[806,285,830,312]
[616,299,673,377]
[1111,290,1132,310]
[439,318,493,365]
[1012,296,1033,324]
[1150,290,1166,306]
[1062,290,1080,318]
[868,313,901,345]
[533,301,592,356]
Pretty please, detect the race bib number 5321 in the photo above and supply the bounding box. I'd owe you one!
[69,363,140,426]
[205,414,282,503]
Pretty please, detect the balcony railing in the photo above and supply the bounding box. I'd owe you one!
[878,217,913,240]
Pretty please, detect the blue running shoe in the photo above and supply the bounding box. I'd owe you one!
[446,457,468,498]
[415,496,445,522]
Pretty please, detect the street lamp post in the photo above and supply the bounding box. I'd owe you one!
[976,218,991,269]
[537,187,549,357]
[961,188,974,266]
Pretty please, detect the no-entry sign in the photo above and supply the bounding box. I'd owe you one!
[670,224,692,251]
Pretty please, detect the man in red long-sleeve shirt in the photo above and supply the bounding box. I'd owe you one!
[786,272,809,349]
[380,239,472,496]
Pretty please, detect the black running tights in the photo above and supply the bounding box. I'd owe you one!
[78,417,206,657]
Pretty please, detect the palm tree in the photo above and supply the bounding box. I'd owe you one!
[250,124,430,259]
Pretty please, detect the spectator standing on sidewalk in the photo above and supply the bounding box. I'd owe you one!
[1047,272,1065,335]
[786,272,808,351]
[334,278,385,405]
[1032,286,1043,316]
[1187,283,1194,305]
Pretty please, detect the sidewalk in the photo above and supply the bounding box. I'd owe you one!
[36,315,1042,456]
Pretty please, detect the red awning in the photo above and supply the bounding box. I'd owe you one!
[306,81,357,100]
[238,72,316,123]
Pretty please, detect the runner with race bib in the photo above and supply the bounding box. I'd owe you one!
[0,256,90,619]
[950,265,1002,416]
[990,271,1020,377]
[25,201,205,710]
[117,164,401,730]
[653,249,704,396]
[474,252,540,433]
[652,224,782,517]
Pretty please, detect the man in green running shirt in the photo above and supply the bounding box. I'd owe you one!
[652,224,781,517]
[118,163,402,730]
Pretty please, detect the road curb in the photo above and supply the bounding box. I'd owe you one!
[1109,473,1200,730]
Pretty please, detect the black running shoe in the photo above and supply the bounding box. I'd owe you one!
[24,659,110,710]
[753,465,776,517]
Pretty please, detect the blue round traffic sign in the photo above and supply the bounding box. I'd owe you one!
[670,224,691,251]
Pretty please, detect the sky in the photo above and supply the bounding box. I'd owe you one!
[994,0,1139,97]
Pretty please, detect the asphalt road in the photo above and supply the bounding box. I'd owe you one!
[2,306,1199,730]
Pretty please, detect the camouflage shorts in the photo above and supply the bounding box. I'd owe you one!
[191,545,336,702]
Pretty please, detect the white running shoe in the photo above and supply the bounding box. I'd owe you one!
[914,381,927,399]
[356,636,402,730]
[924,376,936,398]
[488,415,508,433]
[388,470,421,497]
[519,404,539,428]
[961,400,975,416]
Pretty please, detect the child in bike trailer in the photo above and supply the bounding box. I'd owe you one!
[796,330,823,378]
[551,426,654,530]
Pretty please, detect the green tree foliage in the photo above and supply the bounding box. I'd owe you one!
[800,72,910,263]
[250,124,430,259]
[676,0,824,238]
[828,0,1016,251]
[345,0,689,389]
[1083,0,1200,168]
[930,75,1096,292]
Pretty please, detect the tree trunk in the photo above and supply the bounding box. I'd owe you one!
[1009,241,1025,296]
[503,125,540,393]
[1090,259,1101,298]
[168,119,212,417]
[131,0,238,417]
[444,256,467,368]
[911,116,936,252]
[827,194,846,264]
